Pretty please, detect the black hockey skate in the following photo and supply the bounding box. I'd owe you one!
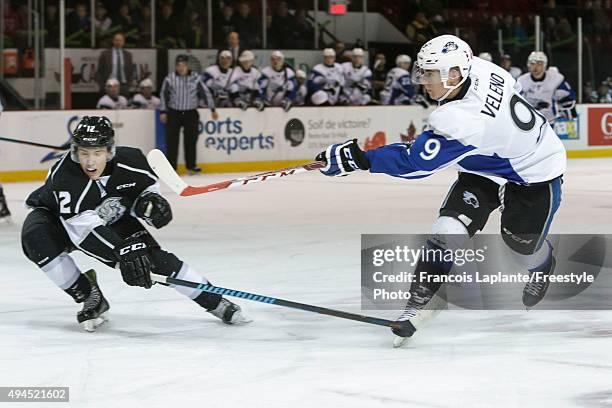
[77,270,110,332]
[523,256,556,308]
[392,284,435,348]
[208,298,251,324]
[0,188,11,224]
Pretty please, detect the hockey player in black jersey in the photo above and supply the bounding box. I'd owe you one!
[21,116,250,331]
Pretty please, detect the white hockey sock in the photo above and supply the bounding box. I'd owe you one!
[171,264,210,300]
[41,253,81,290]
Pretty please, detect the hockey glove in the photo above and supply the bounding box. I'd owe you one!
[133,192,172,229]
[536,101,550,110]
[254,99,266,112]
[235,99,249,111]
[282,98,293,112]
[316,139,370,177]
[114,236,154,288]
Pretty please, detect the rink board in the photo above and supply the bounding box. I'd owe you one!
[0,104,611,182]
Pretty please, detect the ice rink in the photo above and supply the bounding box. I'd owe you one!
[1,158,611,408]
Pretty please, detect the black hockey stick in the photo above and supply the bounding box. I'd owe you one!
[150,272,416,334]
[0,136,70,150]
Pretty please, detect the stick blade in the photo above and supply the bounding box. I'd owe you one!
[146,149,188,195]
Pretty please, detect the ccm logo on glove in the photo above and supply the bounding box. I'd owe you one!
[119,242,147,255]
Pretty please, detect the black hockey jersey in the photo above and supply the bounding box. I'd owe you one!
[26,147,160,264]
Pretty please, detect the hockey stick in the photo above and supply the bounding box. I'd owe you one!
[0,136,70,150]
[150,272,416,334]
[146,148,325,196]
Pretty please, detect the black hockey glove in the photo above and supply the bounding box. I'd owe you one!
[114,237,154,288]
[315,139,370,177]
[134,192,172,229]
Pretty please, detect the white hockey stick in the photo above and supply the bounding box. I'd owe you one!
[146,149,325,196]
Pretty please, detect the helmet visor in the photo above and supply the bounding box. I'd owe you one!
[411,62,443,85]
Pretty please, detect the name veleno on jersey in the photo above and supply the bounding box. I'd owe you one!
[481,72,505,118]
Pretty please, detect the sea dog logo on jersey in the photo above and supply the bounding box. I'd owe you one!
[284,119,305,147]
[96,196,127,225]
[462,191,479,208]
[442,42,458,54]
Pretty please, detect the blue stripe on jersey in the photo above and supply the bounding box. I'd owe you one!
[535,177,562,251]
[458,153,525,183]
[364,131,476,178]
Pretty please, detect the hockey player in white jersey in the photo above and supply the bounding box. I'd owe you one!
[256,50,298,112]
[0,97,10,224]
[294,69,308,106]
[517,51,576,123]
[380,54,426,106]
[228,50,261,110]
[315,35,565,346]
[307,48,345,106]
[130,78,161,109]
[202,50,235,107]
[96,78,129,109]
[341,48,373,105]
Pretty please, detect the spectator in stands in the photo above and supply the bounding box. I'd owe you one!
[44,2,60,47]
[66,3,91,47]
[93,3,113,47]
[594,81,612,102]
[405,12,436,49]
[130,78,161,109]
[233,2,260,48]
[157,2,182,47]
[115,3,138,45]
[500,54,522,79]
[185,9,206,48]
[96,32,134,96]
[137,4,153,47]
[226,32,242,67]
[371,53,388,101]
[97,78,129,109]
[292,9,314,49]
[215,4,237,47]
[334,41,350,63]
[269,1,297,49]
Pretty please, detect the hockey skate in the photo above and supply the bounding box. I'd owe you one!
[392,285,446,348]
[208,298,252,324]
[77,270,110,332]
[523,256,556,308]
[0,190,12,225]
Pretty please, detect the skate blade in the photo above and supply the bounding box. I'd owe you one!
[81,313,109,332]
[393,335,412,348]
[230,310,253,325]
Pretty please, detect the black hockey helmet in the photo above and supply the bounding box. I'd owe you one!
[70,116,116,162]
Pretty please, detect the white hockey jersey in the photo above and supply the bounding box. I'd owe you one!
[517,69,576,123]
[380,67,415,105]
[307,63,345,105]
[341,61,372,105]
[364,57,566,185]
[130,93,161,109]
[96,94,129,109]
[258,65,298,106]
[228,66,261,104]
[202,65,235,107]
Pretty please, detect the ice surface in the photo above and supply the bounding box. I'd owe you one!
[1,158,611,408]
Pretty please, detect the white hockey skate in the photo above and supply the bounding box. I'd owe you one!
[208,298,252,324]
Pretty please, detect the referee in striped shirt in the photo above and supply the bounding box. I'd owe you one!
[160,54,218,173]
